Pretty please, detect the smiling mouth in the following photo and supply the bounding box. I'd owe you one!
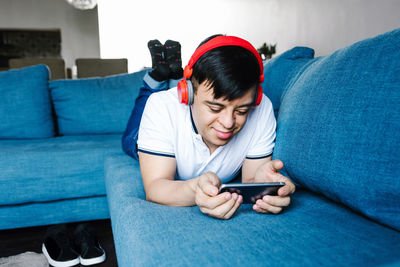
[214,129,233,140]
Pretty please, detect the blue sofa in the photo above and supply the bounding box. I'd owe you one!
[0,65,147,230]
[105,29,400,266]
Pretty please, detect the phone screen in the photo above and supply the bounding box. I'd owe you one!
[218,182,285,204]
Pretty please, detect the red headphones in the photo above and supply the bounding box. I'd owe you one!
[177,36,264,106]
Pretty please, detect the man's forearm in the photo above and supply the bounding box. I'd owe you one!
[145,177,199,207]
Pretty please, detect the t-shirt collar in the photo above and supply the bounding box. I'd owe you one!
[189,106,198,134]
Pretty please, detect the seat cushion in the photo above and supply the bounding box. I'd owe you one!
[49,69,148,135]
[0,134,122,205]
[0,196,109,230]
[0,65,54,139]
[104,154,400,266]
[262,46,315,117]
[273,28,400,230]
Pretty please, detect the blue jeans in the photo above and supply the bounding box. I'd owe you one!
[122,72,180,160]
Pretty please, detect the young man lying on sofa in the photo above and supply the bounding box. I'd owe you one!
[122,35,295,219]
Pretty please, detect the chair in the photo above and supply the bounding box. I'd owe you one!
[75,58,128,78]
[9,58,66,80]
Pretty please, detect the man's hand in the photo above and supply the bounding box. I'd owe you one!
[251,159,295,214]
[195,172,242,220]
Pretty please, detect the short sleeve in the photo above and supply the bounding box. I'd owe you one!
[137,92,175,157]
[245,96,276,159]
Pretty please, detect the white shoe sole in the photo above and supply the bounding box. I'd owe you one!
[42,243,80,267]
[79,247,106,266]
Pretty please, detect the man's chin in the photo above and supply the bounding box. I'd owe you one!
[203,131,234,149]
[213,137,232,146]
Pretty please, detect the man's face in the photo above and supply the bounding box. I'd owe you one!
[191,81,256,154]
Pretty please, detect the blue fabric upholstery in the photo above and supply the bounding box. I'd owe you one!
[0,196,109,230]
[262,47,315,117]
[273,28,400,230]
[49,69,148,135]
[105,154,400,267]
[0,134,121,205]
[0,65,54,139]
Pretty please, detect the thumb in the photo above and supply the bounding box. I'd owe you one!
[204,172,221,195]
[271,159,284,172]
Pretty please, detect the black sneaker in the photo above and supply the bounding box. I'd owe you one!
[164,39,183,79]
[73,223,106,266]
[42,224,80,267]
[148,39,170,81]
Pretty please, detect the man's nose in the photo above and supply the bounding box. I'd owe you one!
[219,111,235,129]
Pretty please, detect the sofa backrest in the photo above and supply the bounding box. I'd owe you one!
[0,64,55,139]
[49,69,148,135]
[261,46,315,118]
[270,28,400,230]
[0,63,148,138]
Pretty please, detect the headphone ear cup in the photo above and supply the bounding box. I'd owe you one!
[254,85,263,106]
[187,80,194,105]
[177,79,189,105]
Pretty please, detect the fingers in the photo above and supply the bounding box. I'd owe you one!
[196,172,242,219]
[278,177,296,197]
[198,172,221,196]
[201,193,242,220]
[253,202,282,214]
[198,190,233,210]
[223,195,243,219]
[263,195,291,207]
[253,195,291,214]
[271,159,284,171]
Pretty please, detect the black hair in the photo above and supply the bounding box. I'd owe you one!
[191,34,261,101]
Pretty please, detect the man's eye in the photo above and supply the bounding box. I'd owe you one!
[209,107,221,113]
[236,109,249,115]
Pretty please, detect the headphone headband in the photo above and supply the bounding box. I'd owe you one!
[184,36,264,83]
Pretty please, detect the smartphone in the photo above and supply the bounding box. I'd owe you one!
[218,182,285,204]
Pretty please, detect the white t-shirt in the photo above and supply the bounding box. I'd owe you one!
[137,87,276,183]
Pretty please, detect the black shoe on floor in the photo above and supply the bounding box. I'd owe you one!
[42,224,80,267]
[164,39,183,79]
[73,223,106,266]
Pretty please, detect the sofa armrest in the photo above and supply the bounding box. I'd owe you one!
[104,154,400,267]
[104,152,145,200]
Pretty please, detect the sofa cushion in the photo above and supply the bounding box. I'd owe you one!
[273,28,400,230]
[262,47,315,117]
[104,154,400,266]
[0,134,122,205]
[49,69,148,135]
[0,196,109,230]
[0,65,54,139]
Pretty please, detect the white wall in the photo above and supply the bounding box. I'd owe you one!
[0,0,100,68]
[98,0,400,72]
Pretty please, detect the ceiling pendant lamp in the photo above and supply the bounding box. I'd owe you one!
[65,0,97,10]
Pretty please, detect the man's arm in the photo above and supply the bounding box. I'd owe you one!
[138,152,197,206]
[242,156,296,214]
[139,152,242,219]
